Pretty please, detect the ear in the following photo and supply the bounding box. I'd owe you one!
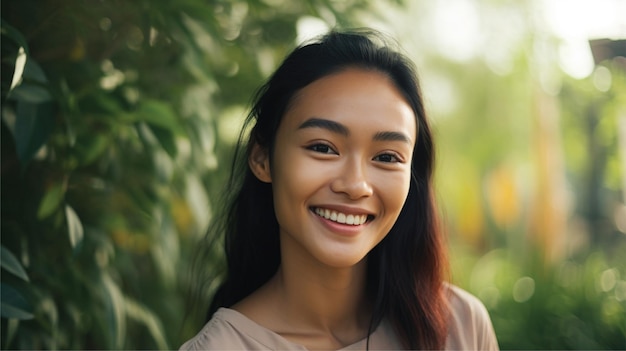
[248,142,272,183]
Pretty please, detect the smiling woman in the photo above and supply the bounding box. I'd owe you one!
[181,29,499,350]
[253,68,416,271]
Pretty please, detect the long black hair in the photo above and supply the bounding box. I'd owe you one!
[202,29,449,350]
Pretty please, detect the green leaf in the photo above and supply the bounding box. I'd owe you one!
[0,246,29,281]
[3,56,56,165]
[12,84,55,165]
[21,57,48,84]
[11,82,52,104]
[0,283,33,320]
[4,318,19,349]
[75,133,109,165]
[90,93,122,115]
[149,124,178,158]
[37,183,65,219]
[102,274,126,349]
[7,58,50,101]
[65,205,84,250]
[136,100,181,132]
[0,22,30,56]
[124,297,169,350]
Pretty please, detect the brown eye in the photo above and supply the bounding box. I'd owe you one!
[307,144,336,154]
[374,153,399,163]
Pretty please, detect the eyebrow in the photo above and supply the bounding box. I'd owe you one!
[373,131,413,144]
[297,117,412,144]
[297,118,349,136]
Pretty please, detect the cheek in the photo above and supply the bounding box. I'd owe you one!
[373,172,412,239]
[270,151,323,217]
[375,171,412,211]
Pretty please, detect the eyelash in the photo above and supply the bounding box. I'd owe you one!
[307,143,337,155]
[306,143,402,163]
[374,153,401,163]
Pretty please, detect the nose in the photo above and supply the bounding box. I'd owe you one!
[330,159,373,200]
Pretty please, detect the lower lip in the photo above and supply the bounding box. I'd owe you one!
[312,211,366,236]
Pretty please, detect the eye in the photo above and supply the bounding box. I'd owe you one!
[373,153,401,163]
[306,143,337,155]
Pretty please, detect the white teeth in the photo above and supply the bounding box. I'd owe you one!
[346,215,354,225]
[314,208,368,226]
[337,213,346,223]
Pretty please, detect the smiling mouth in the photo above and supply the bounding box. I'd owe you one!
[312,207,373,226]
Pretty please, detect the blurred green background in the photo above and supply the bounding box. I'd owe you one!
[1,0,625,349]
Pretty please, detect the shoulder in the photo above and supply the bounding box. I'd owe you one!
[179,308,305,351]
[444,284,499,350]
[179,308,272,350]
[445,284,491,324]
[179,309,247,350]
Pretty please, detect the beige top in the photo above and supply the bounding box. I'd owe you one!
[180,285,499,350]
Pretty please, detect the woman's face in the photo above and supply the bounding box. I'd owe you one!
[252,68,417,268]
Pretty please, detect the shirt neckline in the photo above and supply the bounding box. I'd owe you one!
[215,307,379,350]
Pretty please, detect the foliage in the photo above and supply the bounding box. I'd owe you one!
[436,25,626,350]
[450,241,626,349]
[1,0,381,348]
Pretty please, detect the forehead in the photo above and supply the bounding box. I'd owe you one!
[282,68,417,140]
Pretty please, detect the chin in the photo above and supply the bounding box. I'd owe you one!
[315,251,369,269]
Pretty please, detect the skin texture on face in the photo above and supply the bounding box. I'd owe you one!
[250,68,417,270]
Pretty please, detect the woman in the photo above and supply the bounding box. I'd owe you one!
[181,29,498,350]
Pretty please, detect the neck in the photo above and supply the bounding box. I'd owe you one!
[269,235,371,337]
